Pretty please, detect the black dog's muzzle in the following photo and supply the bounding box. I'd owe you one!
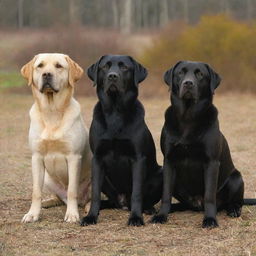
[179,79,198,100]
[104,72,124,93]
[108,72,119,83]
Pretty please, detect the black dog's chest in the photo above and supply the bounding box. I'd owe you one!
[169,141,207,195]
[98,138,134,193]
[170,140,206,162]
[96,138,135,158]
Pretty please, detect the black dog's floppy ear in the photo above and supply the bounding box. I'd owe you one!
[87,55,106,86]
[164,61,182,90]
[129,57,148,86]
[164,69,172,86]
[205,64,221,94]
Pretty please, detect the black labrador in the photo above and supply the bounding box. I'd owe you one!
[151,61,255,228]
[80,55,162,226]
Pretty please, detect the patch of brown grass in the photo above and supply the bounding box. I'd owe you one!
[0,92,256,256]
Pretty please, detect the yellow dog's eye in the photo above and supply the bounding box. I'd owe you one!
[55,63,63,68]
[37,63,44,68]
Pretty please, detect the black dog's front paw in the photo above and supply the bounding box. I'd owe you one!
[227,207,241,218]
[150,214,167,224]
[80,215,98,226]
[128,215,144,227]
[202,217,218,229]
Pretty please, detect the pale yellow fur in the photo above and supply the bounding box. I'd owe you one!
[21,53,91,223]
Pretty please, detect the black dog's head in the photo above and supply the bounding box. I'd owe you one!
[164,61,221,101]
[87,55,147,95]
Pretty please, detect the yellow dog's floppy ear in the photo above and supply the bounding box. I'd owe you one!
[65,56,84,87]
[20,55,37,86]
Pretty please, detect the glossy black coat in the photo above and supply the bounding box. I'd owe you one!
[81,55,162,227]
[151,61,245,228]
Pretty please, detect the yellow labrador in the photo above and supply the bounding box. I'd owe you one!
[21,53,91,223]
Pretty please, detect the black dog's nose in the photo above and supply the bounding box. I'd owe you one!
[107,72,118,82]
[183,80,194,89]
[42,72,52,79]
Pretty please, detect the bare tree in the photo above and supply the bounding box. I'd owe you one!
[183,0,189,23]
[1,0,256,30]
[17,0,24,28]
[69,0,81,25]
[159,0,169,26]
[112,0,119,28]
[120,0,132,34]
[142,0,149,28]
[220,0,230,15]
[246,0,253,20]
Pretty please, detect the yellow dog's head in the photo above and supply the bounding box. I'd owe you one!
[21,53,83,93]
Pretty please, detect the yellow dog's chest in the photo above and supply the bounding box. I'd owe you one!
[37,138,70,155]
[44,153,69,188]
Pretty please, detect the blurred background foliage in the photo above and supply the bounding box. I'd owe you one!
[142,15,256,93]
[0,0,256,95]
[1,0,255,31]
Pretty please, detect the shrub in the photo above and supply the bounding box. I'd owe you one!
[141,15,256,92]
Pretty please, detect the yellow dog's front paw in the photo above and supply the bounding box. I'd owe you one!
[21,212,40,223]
[64,211,80,223]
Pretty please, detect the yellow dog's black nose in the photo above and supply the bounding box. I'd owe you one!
[42,72,52,79]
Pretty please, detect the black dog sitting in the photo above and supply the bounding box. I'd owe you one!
[151,61,254,228]
[81,55,162,226]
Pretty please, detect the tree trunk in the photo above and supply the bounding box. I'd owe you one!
[69,0,81,25]
[246,0,253,20]
[159,0,169,26]
[220,0,230,15]
[112,0,119,28]
[183,0,189,23]
[169,0,175,21]
[120,0,132,34]
[17,0,24,29]
[142,0,148,28]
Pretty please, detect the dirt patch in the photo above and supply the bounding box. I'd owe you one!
[0,92,256,256]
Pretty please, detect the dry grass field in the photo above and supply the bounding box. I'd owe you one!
[0,92,256,256]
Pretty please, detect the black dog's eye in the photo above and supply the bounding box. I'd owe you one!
[102,62,111,71]
[37,63,44,68]
[118,62,128,71]
[178,70,184,76]
[55,63,63,68]
[196,71,203,79]
[120,65,128,71]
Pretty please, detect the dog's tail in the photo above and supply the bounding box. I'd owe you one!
[244,198,256,205]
